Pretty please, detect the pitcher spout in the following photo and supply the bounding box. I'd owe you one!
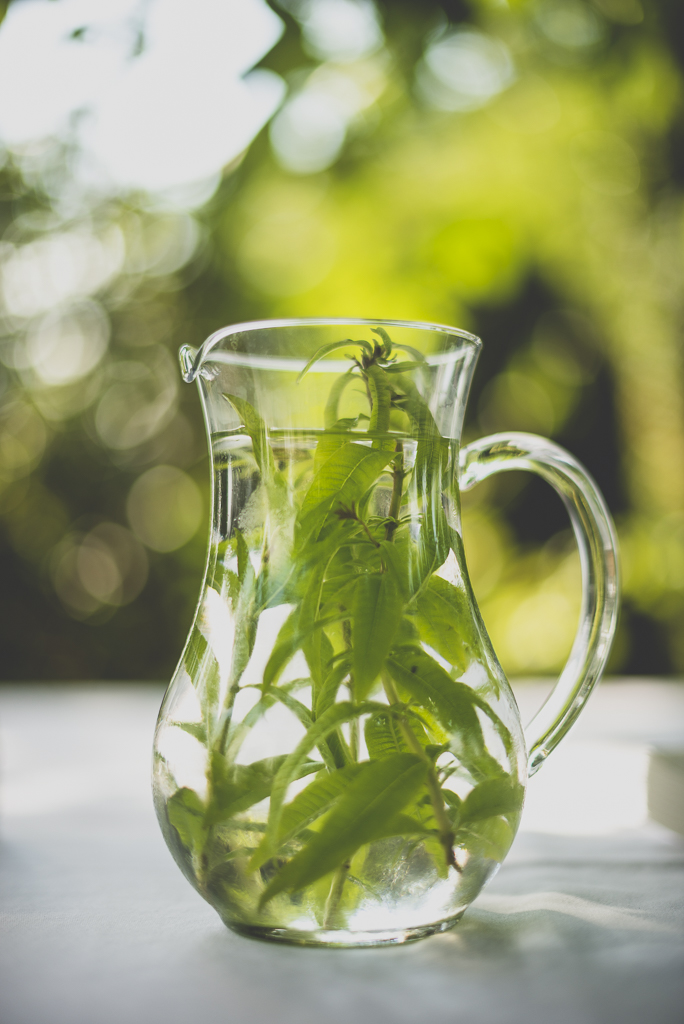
[180,317,482,444]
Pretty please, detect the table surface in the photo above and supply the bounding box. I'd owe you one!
[1,679,683,1024]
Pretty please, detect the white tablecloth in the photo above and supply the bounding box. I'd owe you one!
[1,681,683,1024]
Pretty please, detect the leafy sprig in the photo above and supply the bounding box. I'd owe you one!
[163,330,522,924]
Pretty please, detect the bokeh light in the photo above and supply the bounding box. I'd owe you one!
[52,522,148,618]
[417,29,515,112]
[0,0,286,194]
[127,465,203,553]
[0,0,681,680]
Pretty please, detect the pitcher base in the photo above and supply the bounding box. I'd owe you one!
[228,912,466,948]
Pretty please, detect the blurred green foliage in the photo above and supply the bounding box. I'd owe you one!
[0,0,682,680]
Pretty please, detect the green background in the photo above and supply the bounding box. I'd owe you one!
[0,0,682,680]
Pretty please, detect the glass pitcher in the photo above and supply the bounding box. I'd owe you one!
[153,318,618,947]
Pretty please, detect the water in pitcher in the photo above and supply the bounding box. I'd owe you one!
[153,427,525,944]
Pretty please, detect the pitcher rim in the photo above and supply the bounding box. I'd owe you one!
[181,317,482,383]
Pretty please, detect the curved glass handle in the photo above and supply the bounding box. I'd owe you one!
[459,432,620,776]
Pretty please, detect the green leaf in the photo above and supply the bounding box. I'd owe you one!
[250,678,341,773]
[394,612,421,645]
[302,627,335,704]
[371,812,432,840]
[416,489,452,584]
[364,708,427,759]
[261,686,313,731]
[315,657,352,716]
[379,538,411,598]
[386,646,484,754]
[392,342,427,363]
[365,710,404,760]
[223,393,275,481]
[442,788,463,826]
[223,679,310,761]
[456,816,514,863]
[224,695,277,762]
[227,557,259,691]
[297,339,373,383]
[384,361,424,374]
[262,607,345,689]
[412,575,474,671]
[365,363,394,448]
[185,628,221,735]
[235,528,250,583]
[167,787,207,856]
[475,701,517,767]
[314,419,370,475]
[392,374,450,490]
[371,326,393,357]
[460,777,524,824]
[461,750,511,784]
[223,568,241,604]
[250,762,369,868]
[171,721,207,744]
[260,753,429,906]
[298,443,394,540]
[324,369,357,430]
[385,371,454,585]
[314,430,354,470]
[264,700,386,855]
[389,372,440,442]
[320,570,362,610]
[352,572,403,699]
[297,521,356,626]
[206,752,322,826]
[262,608,299,690]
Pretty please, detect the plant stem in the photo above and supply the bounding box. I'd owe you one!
[349,714,359,762]
[386,442,404,541]
[343,619,359,760]
[323,860,351,928]
[359,517,380,548]
[381,671,457,869]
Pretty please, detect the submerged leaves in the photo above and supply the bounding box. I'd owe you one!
[259,753,428,906]
[165,330,522,923]
[298,441,394,541]
[352,573,402,698]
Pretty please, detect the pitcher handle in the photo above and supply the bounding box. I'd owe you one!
[459,432,620,776]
